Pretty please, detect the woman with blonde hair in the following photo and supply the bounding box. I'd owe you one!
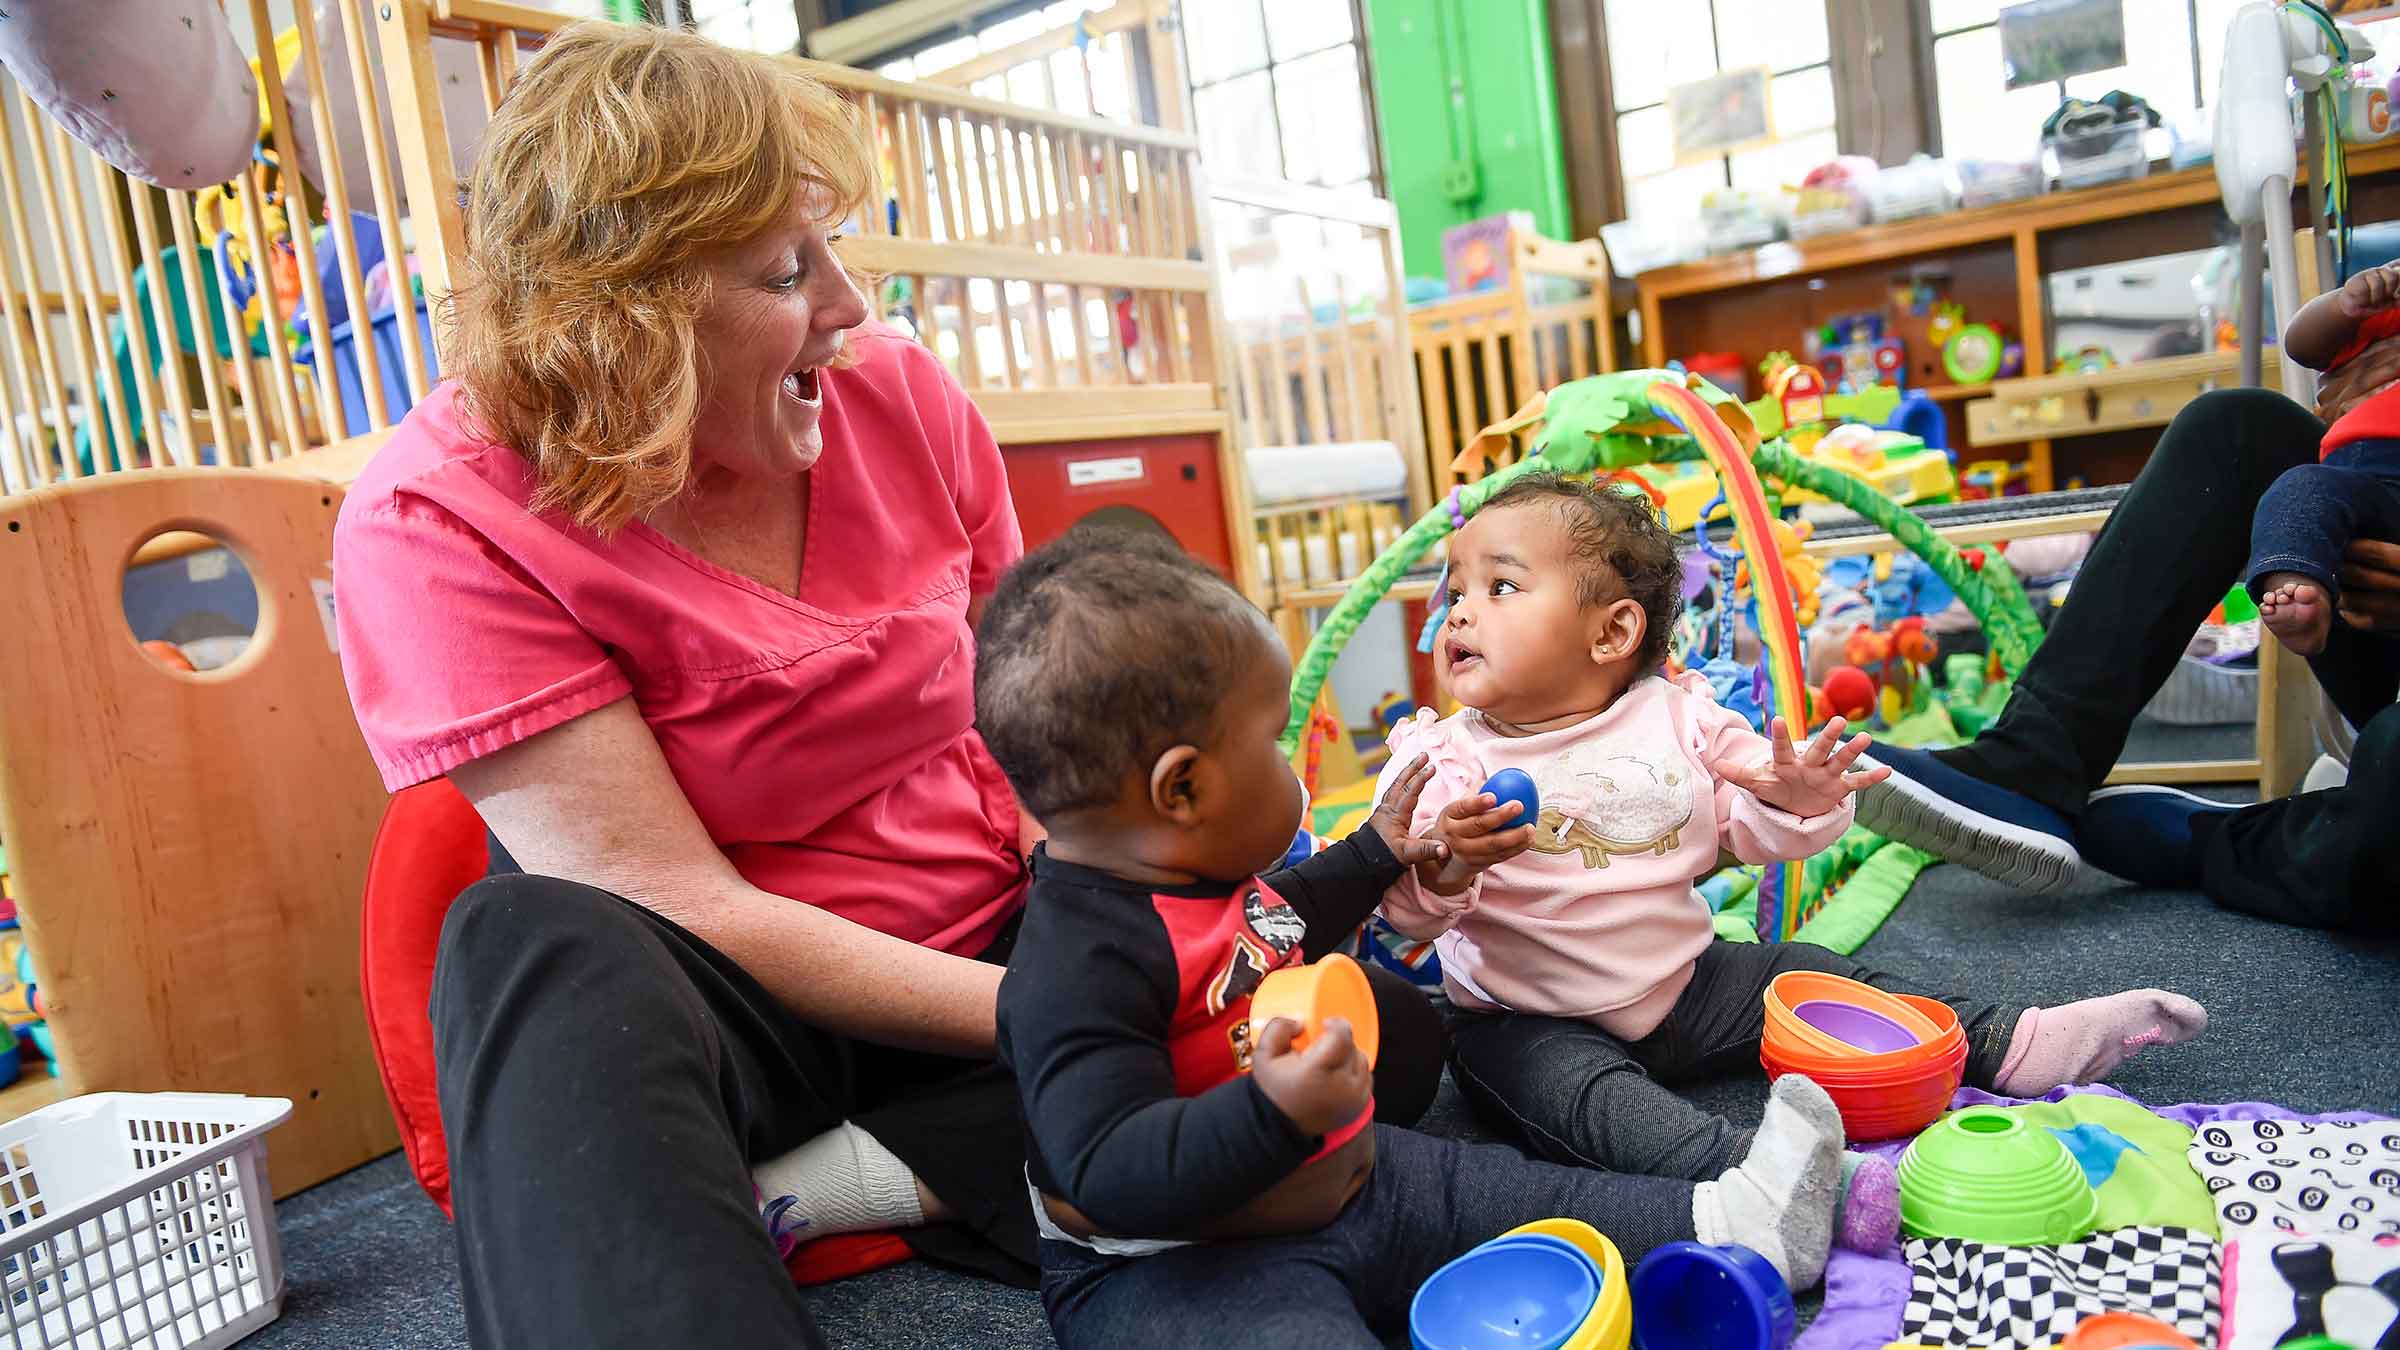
[335,22,1033,1344]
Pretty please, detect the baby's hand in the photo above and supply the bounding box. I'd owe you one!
[2342,262,2400,317]
[1416,791,1535,898]
[1714,716,1891,820]
[1250,1016,1370,1137]
[1365,755,1450,874]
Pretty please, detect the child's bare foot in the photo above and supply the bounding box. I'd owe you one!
[2257,573,2333,655]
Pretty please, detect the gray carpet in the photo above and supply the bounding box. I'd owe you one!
[247,854,2400,1348]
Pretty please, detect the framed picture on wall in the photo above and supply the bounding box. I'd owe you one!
[1998,0,2128,90]
[1666,66,1775,166]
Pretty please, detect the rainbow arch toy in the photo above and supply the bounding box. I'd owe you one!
[1280,370,2045,942]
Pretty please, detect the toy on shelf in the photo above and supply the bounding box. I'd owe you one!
[1942,323,2010,385]
[1960,459,2035,500]
[1411,1217,1631,1350]
[1760,971,1965,1140]
[1247,952,1378,1067]
[1810,312,1908,396]
[1630,1241,1795,1350]
[1682,351,1751,401]
[2053,343,2118,375]
[1896,1106,2101,1246]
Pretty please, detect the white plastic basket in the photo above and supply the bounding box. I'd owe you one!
[0,1093,293,1350]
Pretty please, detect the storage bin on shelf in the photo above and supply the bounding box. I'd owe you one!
[1600,217,1702,278]
[0,1092,294,1350]
[2047,107,2153,190]
[1956,157,2044,209]
[1865,156,1958,223]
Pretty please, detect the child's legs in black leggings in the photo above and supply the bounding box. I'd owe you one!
[1448,941,2021,1180]
[1036,1126,1700,1349]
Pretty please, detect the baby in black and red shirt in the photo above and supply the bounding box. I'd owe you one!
[976,527,1857,1349]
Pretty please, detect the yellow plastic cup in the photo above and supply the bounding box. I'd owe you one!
[1506,1219,1630,1350]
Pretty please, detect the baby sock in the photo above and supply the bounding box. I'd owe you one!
[1693,1075,1843,1290]
[753,1121,925,1252]
[1836,1151,1900,1254]
[1993,990,2207,1097]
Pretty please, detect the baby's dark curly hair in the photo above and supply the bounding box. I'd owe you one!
[1474,471,1684,674]
[974,526,1271,819]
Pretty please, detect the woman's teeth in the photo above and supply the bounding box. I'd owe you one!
[783,368,821,404]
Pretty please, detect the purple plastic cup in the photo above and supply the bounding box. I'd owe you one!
[1792,999,1922,1053]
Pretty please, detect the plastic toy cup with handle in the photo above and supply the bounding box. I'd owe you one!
[1250,952,1379,1069]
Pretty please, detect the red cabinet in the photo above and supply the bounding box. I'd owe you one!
[998,433,1237,580]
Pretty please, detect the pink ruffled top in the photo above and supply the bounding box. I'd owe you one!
[1374,674,1850,1040]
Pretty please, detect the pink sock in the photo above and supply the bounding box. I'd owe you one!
[1992,990,2208,1097]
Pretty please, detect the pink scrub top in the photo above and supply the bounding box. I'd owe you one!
[334,326,1029,958]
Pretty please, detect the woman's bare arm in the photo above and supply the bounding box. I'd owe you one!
[452,697,1005,1056]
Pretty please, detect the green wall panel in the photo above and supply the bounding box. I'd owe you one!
[1363,0,1572,280]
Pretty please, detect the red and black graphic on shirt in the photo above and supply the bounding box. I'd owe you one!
[1151,877,1308,1098]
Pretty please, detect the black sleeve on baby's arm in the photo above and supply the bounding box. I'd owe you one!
[1266,823,1406,961]
[998,911,1316,1237]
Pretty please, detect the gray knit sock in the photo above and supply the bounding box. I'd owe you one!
[753,1121,925,1246]
[1691,1075,1843,1289]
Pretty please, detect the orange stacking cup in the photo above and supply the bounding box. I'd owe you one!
[1250,952,1380,1068]
[1760,980,1967,1141]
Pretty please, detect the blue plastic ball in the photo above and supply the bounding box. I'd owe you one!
[1482,768,1539,832]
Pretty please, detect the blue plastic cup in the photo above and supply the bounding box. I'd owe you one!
[1411,1235,1600,1350]
[1629,1241,1795,1350]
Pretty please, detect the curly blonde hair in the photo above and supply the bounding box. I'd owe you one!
[451,21,874,532]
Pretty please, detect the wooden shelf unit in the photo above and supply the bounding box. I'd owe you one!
[1634,142,2400,491]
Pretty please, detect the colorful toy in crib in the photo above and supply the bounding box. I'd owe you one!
[1897,1106,2099,1245]
[1733,518,1826,628]
[1410,1217,1632,1350]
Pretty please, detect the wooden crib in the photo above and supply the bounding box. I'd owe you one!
[1408,226,1620,492]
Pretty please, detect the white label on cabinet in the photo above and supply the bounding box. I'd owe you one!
[1067,455,1145,487]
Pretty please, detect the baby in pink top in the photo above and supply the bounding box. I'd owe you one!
[1371,474,2209,1230]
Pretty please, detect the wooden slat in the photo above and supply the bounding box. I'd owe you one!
[0,209,53,486]
[92,158,170,467]
[840,237,1208,301]
[348,0,432,396]
[27,117,124,475]
[987,408,1227,446]
[250,0,342,435]
[167,192,248,467]
[802,52,1201,152]
[970,382,1214,423]
[235,172,313,458]
[373,0,463,373]
[296,0,391,429]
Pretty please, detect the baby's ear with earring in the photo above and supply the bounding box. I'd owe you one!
[1589,597,1646,665]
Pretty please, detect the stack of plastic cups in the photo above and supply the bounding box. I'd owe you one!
[1409,1219,1632,1350]
[1760,971,1968,1141]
